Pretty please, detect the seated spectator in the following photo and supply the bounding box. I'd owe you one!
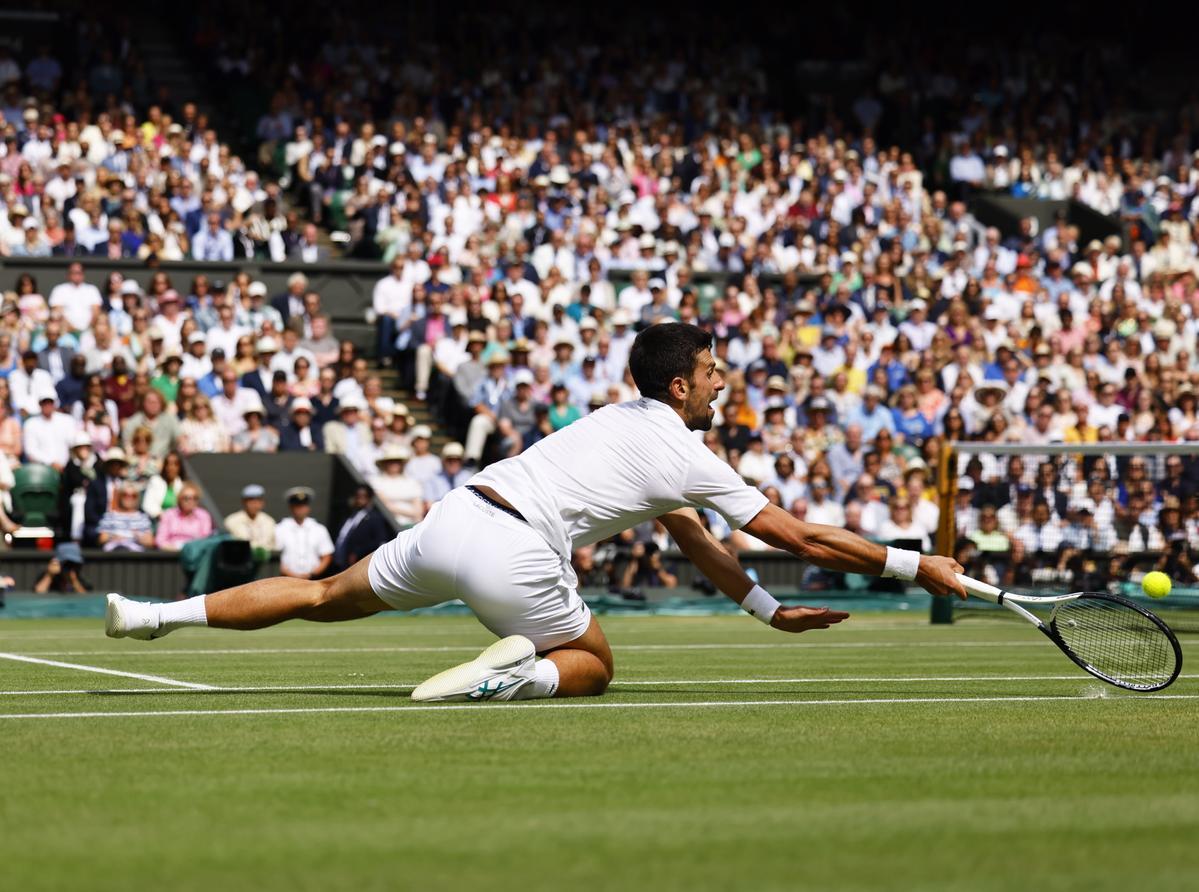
[323,395,371,473]
[83,447,132,546]
[877,497,932,551]
[125,425,161,487]
[155,483,214,551]
[224,483,277,554]
[122,389,180,460]
[22,388,77,470]
[97,482,156,551]
[278,398,323,451]
[332,484,393,572]
[231,396,280,453]
[422,442,472,513]
[178,395,230,454]
[372,445,424,527]
[548,382,581,430]
[276,486,333,579]
[143,451,188,521]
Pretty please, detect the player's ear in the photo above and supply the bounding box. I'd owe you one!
[669,375,688,400]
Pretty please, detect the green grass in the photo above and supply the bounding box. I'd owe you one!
[1,613,1197,891]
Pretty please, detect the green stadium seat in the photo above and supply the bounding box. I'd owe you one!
[10,464,61,527]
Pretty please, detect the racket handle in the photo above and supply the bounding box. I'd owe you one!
[955,573,1003,603]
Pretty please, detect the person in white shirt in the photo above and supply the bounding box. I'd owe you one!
[108,324,965,704]
[9,350,56,418]
[274,487,334,579]
[191,212,234,262]
[47,262,103,334]
[22,390,78,469]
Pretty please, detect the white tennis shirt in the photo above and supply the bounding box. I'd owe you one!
[472,397,768,582]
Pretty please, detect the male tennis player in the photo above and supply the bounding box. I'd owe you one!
[106,323,966,701]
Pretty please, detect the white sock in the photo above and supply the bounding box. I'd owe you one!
[528,659,559,699]
[157,595,209,633]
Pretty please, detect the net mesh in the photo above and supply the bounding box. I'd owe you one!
[1049,595,1179,690]
[943,442,1199,633]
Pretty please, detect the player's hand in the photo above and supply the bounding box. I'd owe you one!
[917,555,967,599]
[769,605,850,633]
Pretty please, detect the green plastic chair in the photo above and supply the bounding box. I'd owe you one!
[11,464,61,527]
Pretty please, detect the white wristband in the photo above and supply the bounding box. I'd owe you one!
[882,546,921,582]
[741,584,781,625]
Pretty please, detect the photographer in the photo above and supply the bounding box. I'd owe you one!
[33,543,90,594]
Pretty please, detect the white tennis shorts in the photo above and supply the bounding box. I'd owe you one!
[367,486,592,651]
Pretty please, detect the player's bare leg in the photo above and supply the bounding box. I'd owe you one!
[540,616,614,697]
[411,616,614,703]
[105,558,388,639]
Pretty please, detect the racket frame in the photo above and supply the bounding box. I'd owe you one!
[954,574,1183,692]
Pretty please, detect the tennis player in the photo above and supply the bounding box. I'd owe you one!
[106,323,966,701]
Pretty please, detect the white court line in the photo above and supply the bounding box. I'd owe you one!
[3,693,1198,720]
[8,640,1063,658]
[0,652,216,691]
[4,673,1198,696]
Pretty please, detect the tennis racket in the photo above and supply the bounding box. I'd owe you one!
[956,574,1182,692]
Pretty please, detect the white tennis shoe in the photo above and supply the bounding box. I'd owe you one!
[105,593,164,640]
[411,635,538,702]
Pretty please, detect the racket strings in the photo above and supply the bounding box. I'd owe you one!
[1050,597,1176,689]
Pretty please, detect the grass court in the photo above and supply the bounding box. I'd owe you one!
[2,612,1197,891]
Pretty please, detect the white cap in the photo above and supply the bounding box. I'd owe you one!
[648,278,666,290]
[71,431,93,449]
[256,336,279,353]
[338,395,366,413]
[119,280,143,296]
[247,281,268,297]
[638,233,656,249]
[718,232,736,248]
[447,310,468,327]
[512,369,535,386]
[411,424,433,440]
[290,397,313,414]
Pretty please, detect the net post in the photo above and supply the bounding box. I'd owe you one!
[931,439,957,625]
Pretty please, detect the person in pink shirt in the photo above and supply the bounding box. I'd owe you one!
[154,483,214,551]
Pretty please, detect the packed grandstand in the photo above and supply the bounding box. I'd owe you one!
[2,8,1199,592]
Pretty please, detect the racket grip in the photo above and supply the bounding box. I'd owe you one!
[956,573,1003,603]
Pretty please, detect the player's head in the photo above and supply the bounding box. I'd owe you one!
[629,322,721,431]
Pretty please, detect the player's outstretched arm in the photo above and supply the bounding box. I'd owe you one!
[659,509,848,633]
[741,503,967,599]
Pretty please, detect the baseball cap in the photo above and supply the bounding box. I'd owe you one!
[241,484,265,499]
[441,442,465,459]
[411,425,433,440]
[513,369,535,386]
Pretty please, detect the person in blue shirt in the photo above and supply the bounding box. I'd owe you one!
[847,385,896,441]
[891,384,934,444]
[867,341,908,392]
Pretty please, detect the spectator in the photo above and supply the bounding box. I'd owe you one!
[22,389,76,470]
[142,451,187,520]
[97,482,156,551]
[224,483,277,554]
[275,486,333,579]
[178,395,230,454]
[32,542,89,594]
[422,441,472,512]
[331,484,392,572]
[122,389,179,460]
[83,447,131,545]
[371,445,424,527]
[322,395,371,474]
[278,398,323,451]
[231,396,279,453]
[155,483,214,551]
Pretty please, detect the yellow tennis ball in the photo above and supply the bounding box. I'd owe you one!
[1142,571,1172,599]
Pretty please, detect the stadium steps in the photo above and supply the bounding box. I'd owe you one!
[367,363,456,452]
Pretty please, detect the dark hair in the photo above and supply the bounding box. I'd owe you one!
[628,323,712,401]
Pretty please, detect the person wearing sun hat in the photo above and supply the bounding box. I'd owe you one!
[371,444,424,526]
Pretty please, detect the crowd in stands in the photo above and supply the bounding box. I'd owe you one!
[3,12,1199,591]
[0,262,470,584]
